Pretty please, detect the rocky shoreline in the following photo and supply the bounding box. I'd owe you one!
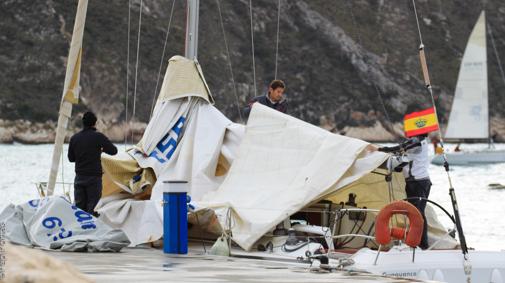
[3,116,505,144]
[0,118,413,144]
[0,119,146,144]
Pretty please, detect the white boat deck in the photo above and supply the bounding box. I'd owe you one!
[41,245,418,283]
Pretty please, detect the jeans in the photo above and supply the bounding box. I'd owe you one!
[74,175,102,216]
[405,179,432,249]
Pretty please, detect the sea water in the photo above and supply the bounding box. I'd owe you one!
[1,143,504,251]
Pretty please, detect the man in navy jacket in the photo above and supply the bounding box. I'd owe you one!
[68,111,117,215]
[244,79,288,117]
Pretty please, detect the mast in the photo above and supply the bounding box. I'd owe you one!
[484,12,490,146]
[47,0,88,195]
[185,0,199,60]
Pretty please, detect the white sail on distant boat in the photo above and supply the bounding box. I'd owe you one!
[432,11,505,165]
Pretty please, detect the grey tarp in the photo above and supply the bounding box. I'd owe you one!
[0,196,129,252]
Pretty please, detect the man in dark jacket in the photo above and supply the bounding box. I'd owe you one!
[68,111,117,215]
[244,79,287,117]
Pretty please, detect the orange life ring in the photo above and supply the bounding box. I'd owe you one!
[375,200,424,248]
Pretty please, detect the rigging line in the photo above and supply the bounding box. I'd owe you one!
[149,0,176,119]
[374,84,395,132]
[216,0,244,123]
[132,0,144,143]
[124,0,132,148]
[411,0,424,45]
[346,0,362,46]
[411,0,442,145]
[60,149,65,197]
[411,0,469,260]
[488,23,505,87]
[249,0,257,98]
[274,0,281,79]
[345,0,395,133]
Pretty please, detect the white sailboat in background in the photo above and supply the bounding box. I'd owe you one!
[432,11,505,165]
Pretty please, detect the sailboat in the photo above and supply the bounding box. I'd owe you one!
[4,1,504,283]
[432,11,505,165]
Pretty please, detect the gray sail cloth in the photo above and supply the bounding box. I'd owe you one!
[0,196,130,252]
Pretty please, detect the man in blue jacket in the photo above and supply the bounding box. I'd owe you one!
[68,111,117,216]
[244,79,288,117]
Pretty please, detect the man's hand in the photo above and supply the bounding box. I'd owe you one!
[366,144,379,152]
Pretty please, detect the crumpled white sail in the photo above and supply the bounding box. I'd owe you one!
[96,56,244,245]
[200,104,389,250]
[96,56,451,250]
[0,196,129,251]
[445,11,488,139]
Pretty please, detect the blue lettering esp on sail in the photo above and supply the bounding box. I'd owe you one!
[149,116,186,163]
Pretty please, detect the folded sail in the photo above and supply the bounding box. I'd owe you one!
[445,11,488,139]
[47,0,88,195]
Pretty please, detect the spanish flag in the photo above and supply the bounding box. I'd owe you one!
[404,107,439,137]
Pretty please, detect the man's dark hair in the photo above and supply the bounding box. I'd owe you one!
[82,111,97,127]
[269,79,285,90]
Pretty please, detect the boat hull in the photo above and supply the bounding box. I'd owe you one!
[431,150,505,165]
[345,247,505,283]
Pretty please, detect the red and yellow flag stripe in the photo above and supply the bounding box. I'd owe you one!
[404,107,439,137]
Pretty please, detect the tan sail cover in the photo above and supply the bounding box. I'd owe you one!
[156,55,214,104]
[445,11,488,139]
[62,0,88,104]
[137,56,215,153]
[47,0,88,195]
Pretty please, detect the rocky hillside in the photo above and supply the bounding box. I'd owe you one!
[1,0,505,143]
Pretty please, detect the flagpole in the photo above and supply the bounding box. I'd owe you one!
[411,0,470,269]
